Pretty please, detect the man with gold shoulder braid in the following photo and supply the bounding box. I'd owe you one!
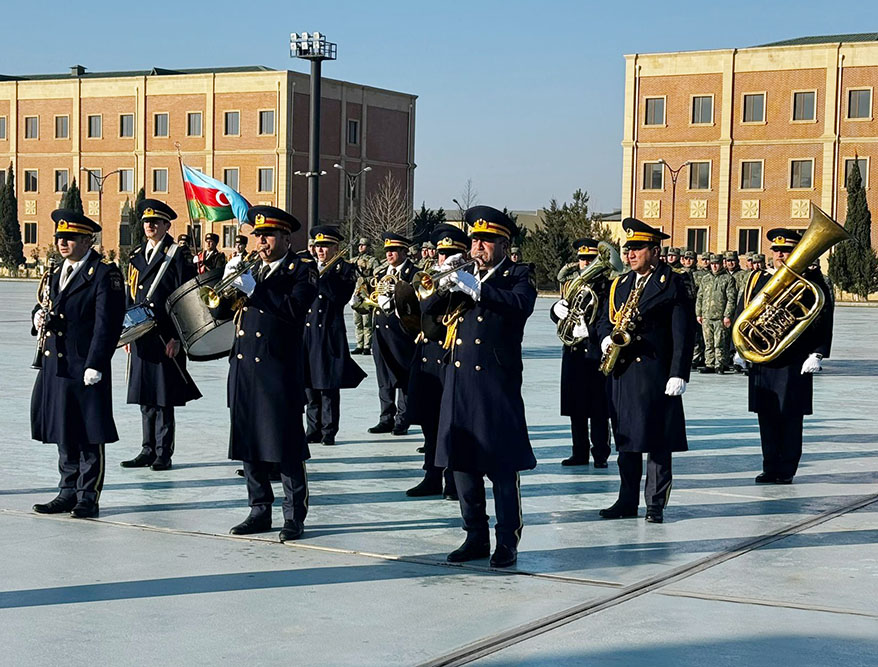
[733,228,833,484]
[597,218,694,524]
[31,210,126,518]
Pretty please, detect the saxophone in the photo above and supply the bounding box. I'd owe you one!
[32,258,58,370]
[598,274,647,376]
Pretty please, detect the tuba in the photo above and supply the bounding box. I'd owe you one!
[732,205,851,364]
[557,242,624,346]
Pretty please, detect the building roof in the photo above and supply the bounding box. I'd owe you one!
[0,65,275,82]
[757,33,878,48]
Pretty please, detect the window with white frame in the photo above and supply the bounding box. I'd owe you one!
[792,91,816,121]
[790,160,813,189]
[844,157,869,189]
[692,96,713,124]
[120,114,134,138]
[24,222,37,245]
[222,224,236,247]
[738,228,761,254]
[154,113,169,137]
[258,110,275,135]
[0,116,6,139]
[54,169,69,193]
[686,228,708,254]
[224,111,240,136]
[119,169,134,193]
[741,161,763,190]
[24,116,39,139]
[187,112,202,137]
[848,89,871,119]
[743,93,765,123]
[258,168,274,192]
[642,163,663,190]
[688,162,711,190]
[86,169,101,192]
[223,168,239,191]
[55,116,69,139]
[24,169,38,192]
[644,97,665,125]
[87,114,102,138]
[152,168,168,193]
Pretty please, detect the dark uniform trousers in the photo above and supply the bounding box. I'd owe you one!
[453,470,522,548]
[757,412,804,479]
[617,451,673,510]
[58,442,106,504]
[305,388,340,440]
[570,416,611,463]
[139,405,175,462]
[378,385,409,429]
[243,460,309,522]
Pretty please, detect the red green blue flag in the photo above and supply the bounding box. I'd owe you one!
[181,164,250,223]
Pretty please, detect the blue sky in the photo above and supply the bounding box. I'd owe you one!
[5,1,878,213]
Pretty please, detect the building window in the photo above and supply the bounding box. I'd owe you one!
[0,170,5,188]
[792,91,816,121]
[54,169,69,193]
[686,228,707,254]
[688,162,711,190]
[192,222,202,241]
[848,89,872,119]
[24,116,39,139]
[152,168,168,193]
[644,97,665,126]
[222,224,236,247]
[154,113,169,137]
[844,157,869,189]
[692,96,713,124]
[347,119,360,144]
[24,222,38,245]
[738,228,761,254]
[259,110,275,135]
[24,169,38,192]
[0,116,6,140]
[119,222,131,247]
[258,168,274,192]
[743,93,765,123]
[790,159,813,189]
[55,116,69,139]
[187,112,202,137]
[119,169,134,193]
[120,114,134,138]
[642,163,663,190]
[87,114,102,138]
[224,111,240,136]
[741,161,763,190]
[223,168,239,191]
[86,169,101,192]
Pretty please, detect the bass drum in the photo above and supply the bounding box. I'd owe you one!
[166,268,235,362]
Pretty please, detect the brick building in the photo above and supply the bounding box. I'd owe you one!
[0,65,416,254]
[621,33,878,254]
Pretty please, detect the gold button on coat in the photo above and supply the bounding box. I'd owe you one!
[237,353,243,359]
[454,361,461,367]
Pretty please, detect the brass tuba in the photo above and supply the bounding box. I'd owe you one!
[732,205,851,364]
[557,242,625,346]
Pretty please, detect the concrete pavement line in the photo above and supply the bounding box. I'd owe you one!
[417,492,878,667]
[658,589,878,619]
[674,488,768,501]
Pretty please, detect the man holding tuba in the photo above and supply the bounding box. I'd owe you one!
[549,238,612,468]
[733,228,834,484]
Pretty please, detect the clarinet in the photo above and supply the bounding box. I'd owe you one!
[32,258,58,370]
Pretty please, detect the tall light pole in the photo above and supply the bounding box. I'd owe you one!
[291,31,337,232]
[81,166,123,247]
[333,163,371,242]
[452,198,465,228]
[658,159,689,246]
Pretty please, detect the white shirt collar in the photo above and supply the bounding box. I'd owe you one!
[261,255,285,279]
[60,254,88,289]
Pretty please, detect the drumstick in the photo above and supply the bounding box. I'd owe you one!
[158,334,191,385]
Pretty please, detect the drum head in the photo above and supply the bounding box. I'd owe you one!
[186,321,235,361]
[117,305,156,348]
[167,268,234,361]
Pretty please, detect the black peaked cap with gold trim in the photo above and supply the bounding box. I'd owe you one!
[52,208,101,236]
[137,199,177,223]
[310,225,343,244]
[234,234,248,245]
[248,205,301,234]
[465,206,517,240]
[431,223,469,253]
[382,231,411,250]
[767,227,802,250]
[621,217,669,248]
[574,237,600,257]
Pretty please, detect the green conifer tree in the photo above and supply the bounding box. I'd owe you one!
[60,177,84,214]
[829,161,878,299]
[130,187,147,248]
[0,163,26,271]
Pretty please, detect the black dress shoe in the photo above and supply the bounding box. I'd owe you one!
[774,476,794,484]
[363,347,371,355]
[150,460,172,471]
[367,422,394,434]
[645,509,664,523]
[322,438,336,446]
[33,496,77,514]
[698,367,715,374]
[235,468,280,481]
[416,446,425,453]
[406,476,443,497]
[70,503,99,519]
[755,472,777,484]
[599,502,638,519]
[305,433,322,444]
[490,544,518,568]
[229,514,272,535]
[561,455,589,467]
[236,469,245,477]
[443,490,459,501]
[593,460,609,469]
[447,538,491,563]
[120,453,155,468]
[351,348,363,355]
[392,426,409,436]
[279,519,304,542]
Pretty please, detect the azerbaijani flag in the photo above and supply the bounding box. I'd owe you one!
[181,164,250,223]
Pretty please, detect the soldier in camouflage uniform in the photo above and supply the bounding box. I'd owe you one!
[681,250,705,368]
[351,237,381,355]
[696,254,737,374]
[724,250,748,366]
[666,246,682,270]
[418,241,437,271]
[509,246,522,263]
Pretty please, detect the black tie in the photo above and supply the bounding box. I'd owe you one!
[146,247,154,264]
[258,264,271,283]
[63,265,74,288]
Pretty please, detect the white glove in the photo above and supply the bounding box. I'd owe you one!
[801,353,822,374]
[601,336,612,355]
[33,310,46,330]
[449,270,481,301]
[442,254,466,270]
[733,351,747,368]
[552,299,570,320]
[232,271,257,297]
[572,319,589,340]
[83,368,102,386]
[377,293,393,313]
[665,377,687,396]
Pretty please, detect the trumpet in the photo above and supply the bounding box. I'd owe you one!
[199,251,262,308]
[32,258,58,369]
[411,259,479,300]
[319,246,350,276]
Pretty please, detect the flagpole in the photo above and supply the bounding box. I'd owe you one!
[175,142,199,256]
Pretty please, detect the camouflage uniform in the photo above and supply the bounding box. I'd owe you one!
[725,251,748,362]
[351,239,381,352]
[680,250,704,367]
[696,256,738,372]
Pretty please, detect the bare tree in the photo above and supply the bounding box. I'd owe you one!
[460,178,479,209]
[359,172,411,244]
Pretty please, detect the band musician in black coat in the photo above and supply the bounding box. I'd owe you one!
[304,225,366,446]
[31,210,125,518]
[122,200,201,471]
[597,218,695,524]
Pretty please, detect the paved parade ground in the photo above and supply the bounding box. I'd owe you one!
[0,279,876,666]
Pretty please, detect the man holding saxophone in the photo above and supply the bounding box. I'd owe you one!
[597,218,694,524]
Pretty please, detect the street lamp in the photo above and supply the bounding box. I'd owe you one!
[291,31,337,232]
[80,166,123,246]
[333,163,371,242]
[658,159,689,246]
[452,198,465,228]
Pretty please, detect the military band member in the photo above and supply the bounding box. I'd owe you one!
[696,254,737,374]
[368,232,417,436]
[549,238,611,468]
[426,206,537,568]
[598,218,694,524]
[195,233,227,274]
[734,229,833,484]
[351,237,380,355]
[226,234,249,270]
[304,226,366,446]
[212,206,318,540]
[31,210,126,518]
[122,200,201,471]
